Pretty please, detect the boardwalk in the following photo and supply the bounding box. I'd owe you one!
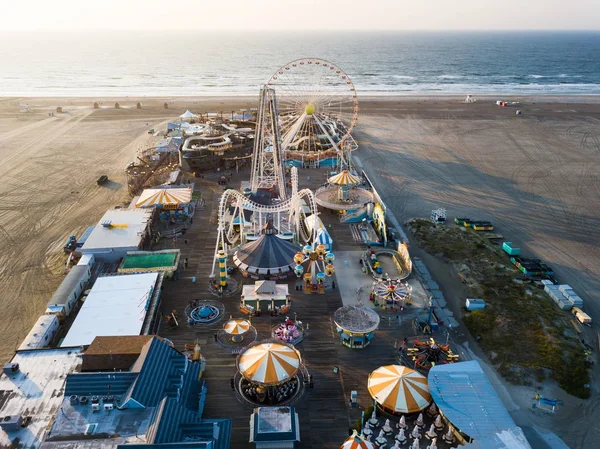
[157,169,421,449]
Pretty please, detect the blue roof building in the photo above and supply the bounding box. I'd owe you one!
[49,337,230,449]
[428,361,531,449]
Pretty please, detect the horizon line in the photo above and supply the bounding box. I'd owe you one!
[1,28,600,33]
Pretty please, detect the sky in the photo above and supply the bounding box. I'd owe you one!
[0,0,599,31]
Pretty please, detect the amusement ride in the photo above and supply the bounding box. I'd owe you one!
[266,58,359,168]
[211,59,364,284]
[293,244,335,294]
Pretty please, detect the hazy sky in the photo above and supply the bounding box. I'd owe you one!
[1,0,599,31]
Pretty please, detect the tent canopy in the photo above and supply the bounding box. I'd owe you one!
[224,319,251,335]
[237,342,301,384]
[179,110,198,119]
[341,433,375,449]
[368,365,431,414]
[316,228,333,249]
[136,187,192,208]
[328,169,361,186]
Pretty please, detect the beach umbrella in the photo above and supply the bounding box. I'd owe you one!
[340,432,375,449]
[224,318,251,335]
[367,365,432,414]
[237,342,301,384]
[328,169,361,186]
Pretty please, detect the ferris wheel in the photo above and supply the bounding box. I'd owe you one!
[267,58,359,165]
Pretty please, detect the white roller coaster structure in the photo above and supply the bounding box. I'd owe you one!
[211,170,318,277]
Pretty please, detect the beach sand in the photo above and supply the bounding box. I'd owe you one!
[0,96,599,447]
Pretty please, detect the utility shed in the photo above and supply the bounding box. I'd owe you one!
[81,209,153,262]
[61,273,161,348]
[46,264,92,318]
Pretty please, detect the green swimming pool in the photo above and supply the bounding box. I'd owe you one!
[121,252,178,269]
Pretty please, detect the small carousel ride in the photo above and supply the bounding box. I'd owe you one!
[315,169,375,211]
[371,278,412,311]
[333,305,380,349]
[236,341,305,406]
[224,318,251,342]
[401,337,460,372]
[293,244,335,294]
[272,315,304,345]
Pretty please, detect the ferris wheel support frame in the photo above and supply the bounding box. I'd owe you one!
[250,85,287,199]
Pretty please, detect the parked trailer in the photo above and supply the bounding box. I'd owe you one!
[465,298,486,311]
[502,241,520,256]
[572,307,591,325]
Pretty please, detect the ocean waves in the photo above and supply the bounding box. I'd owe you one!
[0,31,599,97]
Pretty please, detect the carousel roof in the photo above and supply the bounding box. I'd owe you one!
[333,305,380,333]
[136,187,192,208]
[224,319,251,335]
[328,169,361,186]
[340,433,375,449]
[367,365,432,414]
[238,342,301,384]
[233,222,300,275]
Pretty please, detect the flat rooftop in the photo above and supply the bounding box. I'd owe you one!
[82,209,153,251]
[0,348,82,449]
[61,273,159,347]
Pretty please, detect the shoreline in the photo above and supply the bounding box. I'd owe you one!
[3,94,600,104]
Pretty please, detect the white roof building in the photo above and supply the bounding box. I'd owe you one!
[0,348,81,448]
[61,273,160,347]
[18,315,60,350]
[81,209,153,262]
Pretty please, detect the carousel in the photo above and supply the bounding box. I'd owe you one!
[293,244,335,294]
[272,315,304,345]
[216,318,257,348]
[315,169,375,211]
[367,365,432,415]
[401,337,460,372]
[236,341,306,406]
[333,305,380,348]
[223,318,251,342]
[341,431,375,449]
[371,278,412,311]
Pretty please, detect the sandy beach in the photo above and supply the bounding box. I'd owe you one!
[0,95,599,447]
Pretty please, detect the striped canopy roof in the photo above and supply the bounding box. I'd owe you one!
[340,433,375,449]
[136,187,192,208]
[367,365,431,414]
[328,170,361,186]
[224,319,251,335]
[238,342,301,384]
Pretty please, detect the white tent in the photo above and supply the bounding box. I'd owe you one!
[179,110,198,120]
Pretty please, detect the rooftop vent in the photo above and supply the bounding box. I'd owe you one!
[2,363,19,376]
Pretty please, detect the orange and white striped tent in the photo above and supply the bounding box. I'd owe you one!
[328,169,361,186]
[367,365,431,414]
[340,433,375,449]
[224,318,251,335]
[238,342,301,384]
[136,187,192,208]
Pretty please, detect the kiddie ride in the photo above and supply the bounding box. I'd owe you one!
[293,244,335,294]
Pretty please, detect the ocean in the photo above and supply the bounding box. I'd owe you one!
[1,31,599,96]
